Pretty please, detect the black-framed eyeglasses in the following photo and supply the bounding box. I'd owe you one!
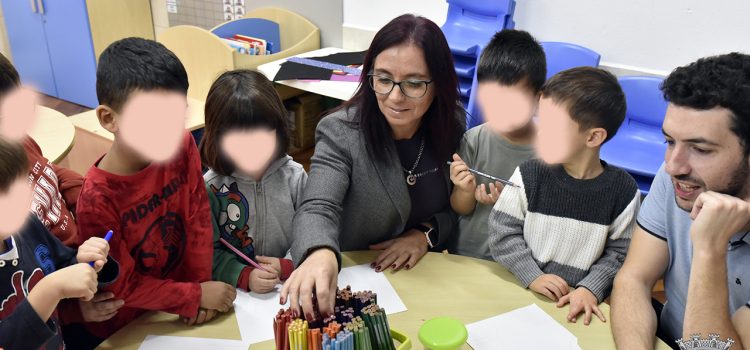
[368,74,433,99]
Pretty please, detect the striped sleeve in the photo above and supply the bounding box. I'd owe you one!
[488,167,543,287]
[576,189,640,302]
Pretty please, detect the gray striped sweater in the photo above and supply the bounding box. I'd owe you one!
[488,159,640,302]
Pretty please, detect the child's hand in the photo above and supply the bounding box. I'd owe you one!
[199,281,236,313]
[183,308,218,326]
[79,292,124,322]
[48,263,98,301]
[256,256,282,276]
[449,153,476,193]
[77,237,110,272]
[249,267,281,294]
[556,287,606,325]
[475,181,503,205]
[529,274,570,301]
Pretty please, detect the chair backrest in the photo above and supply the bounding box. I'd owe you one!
[619,76,668,128]
[541,41,601,79]
[442,0,515,49]
[446,0,515,17]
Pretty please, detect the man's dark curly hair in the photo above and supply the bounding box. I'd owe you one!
[661,52,750,155]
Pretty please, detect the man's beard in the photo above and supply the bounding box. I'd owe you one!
[674,160,750,212]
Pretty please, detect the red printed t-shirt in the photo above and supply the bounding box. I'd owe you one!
[23,137,82,247]
[75,133,213,339]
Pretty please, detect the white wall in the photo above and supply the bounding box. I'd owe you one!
[343,0,750,76]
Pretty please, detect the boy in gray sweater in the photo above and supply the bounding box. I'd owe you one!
[489,67,640,326]
[448,30,544,260]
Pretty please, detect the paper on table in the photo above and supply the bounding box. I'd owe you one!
[138,335,250,350]
[233,288,288,344]
[230,263,407,345]
[466,304,582,350]
[337,264,408,315]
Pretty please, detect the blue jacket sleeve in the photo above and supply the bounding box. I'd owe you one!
[0,299,56,349]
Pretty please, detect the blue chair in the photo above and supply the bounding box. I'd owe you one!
[601,76,668,194]
[441,0,517,129]
[541,42,601,79]
[211,18,281,54]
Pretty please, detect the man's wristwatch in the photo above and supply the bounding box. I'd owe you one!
[414,223,437,249]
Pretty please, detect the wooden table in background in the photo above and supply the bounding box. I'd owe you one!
[99,251,670,350]
[257,47,359,102]
[29,106,76,164]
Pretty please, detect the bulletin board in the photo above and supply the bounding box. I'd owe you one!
[166,0,247,29]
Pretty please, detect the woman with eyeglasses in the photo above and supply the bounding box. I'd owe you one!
[280,14,465,320]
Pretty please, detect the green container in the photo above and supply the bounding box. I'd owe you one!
[418,317,468,350]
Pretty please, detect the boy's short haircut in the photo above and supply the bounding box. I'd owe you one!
[0,53,20,96]
[0,137,28,193]
[541,67,626,143]
[96,37,189,112]
[477,29,547,94]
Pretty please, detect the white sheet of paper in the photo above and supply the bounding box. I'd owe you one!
[233,288,288,344]
[337,264,408,315]
[139,335,249,350]
[466,304,582,350]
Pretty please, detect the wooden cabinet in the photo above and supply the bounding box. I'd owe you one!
[1,0,155,107]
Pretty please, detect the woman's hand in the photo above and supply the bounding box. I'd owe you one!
[369,229,429,272]
[280,248,338,321]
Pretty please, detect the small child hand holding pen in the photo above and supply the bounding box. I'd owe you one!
[449,154,507,216]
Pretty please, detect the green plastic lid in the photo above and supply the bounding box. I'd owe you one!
[418,317,468,350]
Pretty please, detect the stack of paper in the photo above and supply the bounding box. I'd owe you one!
[466,304,582,350]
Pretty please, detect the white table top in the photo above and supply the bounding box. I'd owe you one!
[257,47,362,101]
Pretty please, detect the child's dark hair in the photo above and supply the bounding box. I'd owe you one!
[661,52,750,155]
[96,37,189,112]
[199,69,290,176]
[0,53,20,96]
[477,29,547,94]
[0,137,28,193]
[541,67,626,144]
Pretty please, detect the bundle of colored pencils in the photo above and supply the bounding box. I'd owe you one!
[344,317,373,350]
[289,319,310,350]
[272,287,396,350]
[274,308,294,350]
[361,305,395,350]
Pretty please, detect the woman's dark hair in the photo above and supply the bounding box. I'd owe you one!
[199,69,290,176]
[661,52,750,155]
[339,14,464,162]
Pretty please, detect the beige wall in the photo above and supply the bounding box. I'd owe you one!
[0,6,12,62]
[151,0,169,37]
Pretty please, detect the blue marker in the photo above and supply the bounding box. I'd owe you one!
[89,230,113,267]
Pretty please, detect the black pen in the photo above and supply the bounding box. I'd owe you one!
[446,161,520,188]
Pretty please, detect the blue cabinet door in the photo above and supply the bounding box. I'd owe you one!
[40,0,98,107]
[0,0,57,97]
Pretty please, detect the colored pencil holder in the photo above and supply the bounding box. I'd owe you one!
[391,328,412,350]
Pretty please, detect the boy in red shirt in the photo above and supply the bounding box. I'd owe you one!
[0,53,82,247]
[75,38,236,346]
